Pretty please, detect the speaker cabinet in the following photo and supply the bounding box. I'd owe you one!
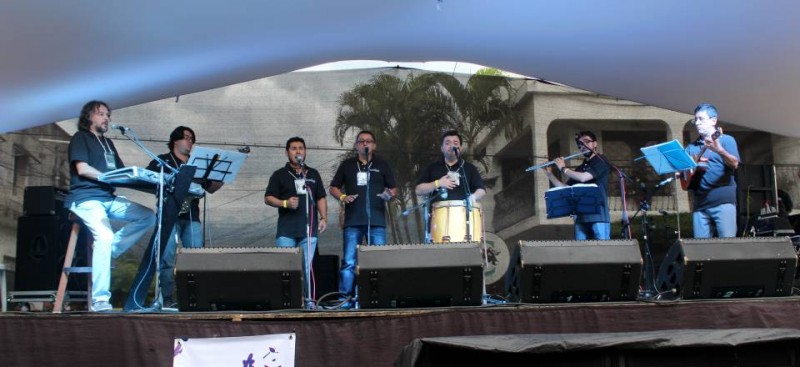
[656,237,797,299]
[14,215,89,292]
[357,242,484,309]
[175,247,303,311]
[513,240,642,303]
[23,186,68,216]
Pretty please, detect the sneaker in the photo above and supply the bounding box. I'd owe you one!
[162,302,179,312]
[90,300,113,312]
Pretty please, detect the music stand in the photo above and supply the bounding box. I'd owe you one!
[635,140,695,298]
[545,184,602,219]
[187,146,248,183]
[637,139,696,174]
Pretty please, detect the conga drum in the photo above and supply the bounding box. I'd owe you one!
[430,200,483,242]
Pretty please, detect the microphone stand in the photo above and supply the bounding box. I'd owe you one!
[401,189,448,243]
[116,127,177,311]
[364,148,371,246]
[298,160,315,310]
[456,156,490,304]
[630,178,672,299]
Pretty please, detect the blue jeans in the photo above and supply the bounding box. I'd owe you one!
[125,219,203,310]
[340,226,386,298]
[276,236,317,304]
[69,196,155,304]
[693,203,737,238]
[575,222,611,240]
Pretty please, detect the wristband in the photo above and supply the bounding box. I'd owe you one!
[434,179,440,188]
[339,194,347,201]
[282,199,287,208]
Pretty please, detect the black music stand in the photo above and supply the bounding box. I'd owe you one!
[187,146,248,184]
[635,140,695,299]
[545,184,602,219]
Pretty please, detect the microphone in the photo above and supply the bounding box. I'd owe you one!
[364,146,369,156]
[296,155,304,167]
[452,146,459,156]
[110,124,130,133]
[656,177,674,188]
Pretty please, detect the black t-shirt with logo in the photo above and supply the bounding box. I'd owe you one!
[265,163,327,238]
[330,156,397,227]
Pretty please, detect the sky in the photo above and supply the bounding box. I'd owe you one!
[298,60,526,77]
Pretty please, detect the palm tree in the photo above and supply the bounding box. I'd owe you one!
[334,69,523,242]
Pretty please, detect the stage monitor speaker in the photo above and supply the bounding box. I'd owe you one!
[655,237,797,299]
[513,239,642,303]
[23,186,68,216]
[357,242,484,309]
[14,215,89,292]
[175,247,303,311]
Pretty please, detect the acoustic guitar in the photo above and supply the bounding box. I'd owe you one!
[680,127,722,191]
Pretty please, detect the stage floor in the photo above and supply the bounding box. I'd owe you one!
[3,297,800,366]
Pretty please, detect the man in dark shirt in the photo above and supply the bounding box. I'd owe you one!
[683,103,740,238]
[66,100,155,312]
[547,130,611,240]
[124,126,223,311]
[329,131,397,307]
[265,136,328,308]
[415,130,486,241]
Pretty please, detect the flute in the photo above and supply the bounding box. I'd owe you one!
[525,151,586,172]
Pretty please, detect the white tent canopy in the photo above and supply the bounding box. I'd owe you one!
[2,1,798,137]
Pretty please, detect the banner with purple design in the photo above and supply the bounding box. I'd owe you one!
[173,333,295,367]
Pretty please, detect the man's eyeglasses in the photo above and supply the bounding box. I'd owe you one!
[183,135,195,143]
[578,139,595,144]
[356,139,374,144]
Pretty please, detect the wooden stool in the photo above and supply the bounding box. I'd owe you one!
[53,214,92,313]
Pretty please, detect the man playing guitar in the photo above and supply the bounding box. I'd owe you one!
[682,103,740,238]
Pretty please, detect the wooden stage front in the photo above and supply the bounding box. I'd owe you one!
[2,297,800,366]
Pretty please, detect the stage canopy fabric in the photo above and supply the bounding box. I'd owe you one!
[2,1,799,137]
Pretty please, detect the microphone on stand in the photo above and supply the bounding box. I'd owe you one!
[110,124,130,133]
[296,155,305,167]
[452,146,459,156]
[364,146,369,157]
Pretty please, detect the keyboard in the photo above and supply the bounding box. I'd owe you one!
[98,166,205,197]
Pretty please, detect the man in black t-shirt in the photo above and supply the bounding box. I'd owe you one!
[329,131,397,306]
[124,126,223,311]
[66,101,155,312]
[415,130,486,241]
[547,130,611,240]
[265,137,328,308]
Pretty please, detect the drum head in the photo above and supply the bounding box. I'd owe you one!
[431,199,482,209]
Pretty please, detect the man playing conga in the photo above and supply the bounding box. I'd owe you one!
[415,130,486,242]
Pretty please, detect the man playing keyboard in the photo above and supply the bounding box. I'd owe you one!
[66,100,156,312]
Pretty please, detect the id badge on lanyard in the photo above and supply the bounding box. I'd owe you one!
[294,179,308,195]
[105,152,117,170]
[357,171,369,186]
[447,171,460,186]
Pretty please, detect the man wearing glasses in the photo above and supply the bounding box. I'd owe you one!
[683,103,740,238]
[329,130,397,308]
[125,126,223,311]
[546,130,611,240]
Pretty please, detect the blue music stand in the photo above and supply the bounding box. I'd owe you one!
[545,184,602,219]
[637,139,696,174]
